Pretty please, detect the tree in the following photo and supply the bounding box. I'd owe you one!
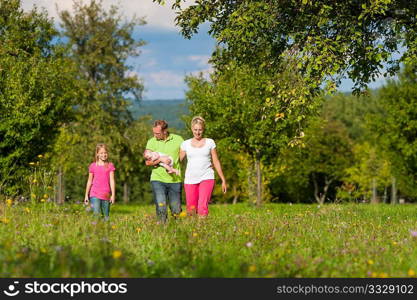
[155,0,417,92]
[340,142,391,203]
[371,65,417,200]
[275,118,354,204]
[0,0,75,195]
[185,59,319,205]
[51,0,146,202]
[322,92,380,142]
[319,92,393,203]
[208,141,252,204]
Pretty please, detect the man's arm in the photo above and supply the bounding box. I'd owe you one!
[145,158,161,166]
[145,139,161,166]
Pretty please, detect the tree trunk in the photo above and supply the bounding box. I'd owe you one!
[391,176,397,204]
[232,185,239,204]
[57,167,64,204]
[255,152,262,207]
[371,177,378,204]
[247,165,256,205]
[123,182,129,203]
[313,174,332,205]
[383,186,387,204]
[312,173,320,204]
[321,176,332,204]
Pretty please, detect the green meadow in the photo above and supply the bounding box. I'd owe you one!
[1,202,417,278]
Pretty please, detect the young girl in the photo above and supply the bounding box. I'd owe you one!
[180,116,227,217]
[84,144,116,220]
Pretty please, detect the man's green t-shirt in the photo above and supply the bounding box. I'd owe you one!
[146,133,184,183]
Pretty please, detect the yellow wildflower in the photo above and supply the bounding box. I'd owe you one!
[136,228,142,233]
[6,199,13,207]
[379,272,389,278]
[179,211,187,218]
[275,113,285,119]
[111,225,117,229]
[367,260,374,265]
[112,250,122,259]
[40,199,46,203]
[43,194,49,199]
[408,269,416,277]
[0,218,9,224]
[37,154,43,158]
[192,232,198,237]
[248,265,257,273]
[29,162,35,166]
[25,208,30,213]
[158,202,165,207]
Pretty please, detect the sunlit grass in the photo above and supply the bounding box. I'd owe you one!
[0,202,417,277]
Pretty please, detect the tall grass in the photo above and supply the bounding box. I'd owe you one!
[0,202,417,277]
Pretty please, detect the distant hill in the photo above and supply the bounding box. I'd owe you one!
[130,99,189,129]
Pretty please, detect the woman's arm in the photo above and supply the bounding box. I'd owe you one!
[211,148,227,193]
[110,171,115,204]
[84,173,93,204]
[179,149,186,162]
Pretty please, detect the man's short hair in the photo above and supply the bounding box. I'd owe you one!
[153,120,168,130]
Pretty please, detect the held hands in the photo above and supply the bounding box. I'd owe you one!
[84,197,89,205]
[110,195,115,204]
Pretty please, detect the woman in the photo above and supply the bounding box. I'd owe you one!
[180,116,227,217]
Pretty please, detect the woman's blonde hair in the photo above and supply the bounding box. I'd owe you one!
[94,143,110,166]
[191,116,205,130]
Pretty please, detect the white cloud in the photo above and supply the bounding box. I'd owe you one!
[187,55,211,67]
[188,67,213,81]
[184,55,213,80]
[143,58,158,68]
[125,70,140,78]
[148,70,184,87]
[21,0,196,30]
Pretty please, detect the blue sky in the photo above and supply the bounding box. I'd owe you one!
[21,0,391,100]
[134,25,215,99]
[22,0,215,100]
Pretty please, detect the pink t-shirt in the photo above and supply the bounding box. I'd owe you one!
[88,162,116,201]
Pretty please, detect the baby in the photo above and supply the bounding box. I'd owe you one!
[143,149,180,176]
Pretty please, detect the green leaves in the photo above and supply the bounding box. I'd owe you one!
[370,65,417,198]
[185,55,320,167]
[50,0,148,201]
[0,1,75,195]
[158,0,416,93]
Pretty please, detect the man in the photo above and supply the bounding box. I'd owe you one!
[145,120,184,223]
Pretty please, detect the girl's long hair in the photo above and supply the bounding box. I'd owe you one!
[94,143,110,167]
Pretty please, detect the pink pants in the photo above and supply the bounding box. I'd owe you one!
[184,179,215,216]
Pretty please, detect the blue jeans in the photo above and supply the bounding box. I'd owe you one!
[150,181,182,223]
[90,197,110,221]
